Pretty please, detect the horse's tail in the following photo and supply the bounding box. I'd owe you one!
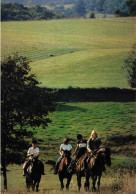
[46,160,56,171]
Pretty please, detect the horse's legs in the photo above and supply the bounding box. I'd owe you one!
[32,180,35,191]
[59,175,64,190]
[66,176,71,190]
[36,181,40,192]
[97,175,102,191]
[77,173,81,192]
[84,173,90,192]
[92,175,97,192]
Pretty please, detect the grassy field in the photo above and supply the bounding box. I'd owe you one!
[1,18,136,193]
[1,102,136,193]
[32,102,136,162]
[2,18,136,88]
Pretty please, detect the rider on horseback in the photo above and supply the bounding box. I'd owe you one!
[73,134,87,162]
[87,130,101,153]
[86,130,105,171]
[23,140,45,176]
[54,137,72,174]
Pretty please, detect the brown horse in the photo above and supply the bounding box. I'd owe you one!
[58,151,74,190]
[84,147,111,192]
[74,153,88,192]
[46,151,74,191]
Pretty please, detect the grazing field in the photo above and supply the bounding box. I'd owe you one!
[1,102,136,193]
[1,17,136,193]
[32,102,136,162]
[2,18,136,88]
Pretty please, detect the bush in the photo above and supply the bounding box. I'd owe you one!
[89,12,95,18]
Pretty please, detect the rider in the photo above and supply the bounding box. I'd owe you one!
[73,134,87,162]
[23,139,45,176]
[54,137,72,174]
[87,130,102,153]
[86,130,105,170]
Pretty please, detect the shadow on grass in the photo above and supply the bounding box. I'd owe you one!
[56,103,87,112]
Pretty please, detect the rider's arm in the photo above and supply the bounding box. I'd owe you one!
[59,146,63,156]
[73,144,79,156]
[27,153,33,157]
[87,138,92,153]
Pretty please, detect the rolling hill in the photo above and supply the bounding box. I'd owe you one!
[1,18,136,88]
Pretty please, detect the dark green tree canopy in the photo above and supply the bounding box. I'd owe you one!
[123,43,136,88]
[1,53,54,189]
[126,0,136,16]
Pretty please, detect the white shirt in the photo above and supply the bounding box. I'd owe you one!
[79,143,86,148]
[60,144,72,155]
[27,147,40,159]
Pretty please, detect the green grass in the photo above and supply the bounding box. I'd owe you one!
[1,102,136,192]
[30,102,136,162]
[2,18,136,88]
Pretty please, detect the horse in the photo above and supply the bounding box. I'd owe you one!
[84,147,111,192]
[73,152,88,192]
[46,151,74,191]
[25,157,42,192]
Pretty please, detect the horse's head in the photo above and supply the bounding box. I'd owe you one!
[27,162,33,174]
[103,147,111,166]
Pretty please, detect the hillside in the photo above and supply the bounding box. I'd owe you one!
[2,18,136,88]
[1,0,128,15]
[1,0,76,6]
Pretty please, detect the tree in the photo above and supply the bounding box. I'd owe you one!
[89,12,95,18]
[1,53,54,190]
[123,43,136,88]
[74,0,86,17]
[126,0,136,16]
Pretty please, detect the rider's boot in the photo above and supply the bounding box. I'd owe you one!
[54,163,59,174]
[23,169,26,176]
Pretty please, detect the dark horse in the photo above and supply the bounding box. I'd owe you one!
[84,147,111,192]
[58,151,74,190]
[25,157,42,192]
[74,152,88,192]
[46,151,74,191]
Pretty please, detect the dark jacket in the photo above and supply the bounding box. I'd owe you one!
[87,138,101,151]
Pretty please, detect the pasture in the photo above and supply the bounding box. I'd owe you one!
[1,17,136,193]
[1,102,136,192]
[1,17,136,88]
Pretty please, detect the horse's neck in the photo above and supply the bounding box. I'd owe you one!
[28,162,33,173]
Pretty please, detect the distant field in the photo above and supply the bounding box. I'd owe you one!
[1,18,136,88]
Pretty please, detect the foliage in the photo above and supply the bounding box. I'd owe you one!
[89,12,95,18]
[115,0,136,16]
[1,3,54,21]
[1,53,54,189]
[73,0,86,17]
[126,0,136,16]
[123,42,136,88]
[2,0,135,19]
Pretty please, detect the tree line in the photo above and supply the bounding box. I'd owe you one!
[1,0,136,21]
[1,3,55,21]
